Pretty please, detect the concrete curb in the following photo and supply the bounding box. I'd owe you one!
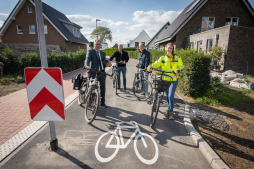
[177,93,230,169]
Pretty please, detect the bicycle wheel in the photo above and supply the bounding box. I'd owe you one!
[150,91,160,128]
[114,74,118,95]
[133,79,152,101]
[112,72,116,88]
[134,133,159,165]
[95,132,120,163]
[78,82,88,105]
[84,87,99,124]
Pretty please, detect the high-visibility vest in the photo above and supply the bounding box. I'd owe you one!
[150,54,184,81]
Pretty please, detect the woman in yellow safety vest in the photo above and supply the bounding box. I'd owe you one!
[147,43,184,120]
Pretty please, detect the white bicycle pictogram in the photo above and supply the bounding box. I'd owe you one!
[95,121,159,165]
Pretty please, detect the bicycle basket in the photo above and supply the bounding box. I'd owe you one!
[152,75,171,92]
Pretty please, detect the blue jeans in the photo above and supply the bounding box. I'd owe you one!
[166,80,178,112]
[142,72,148,95]
[117,66,127,88]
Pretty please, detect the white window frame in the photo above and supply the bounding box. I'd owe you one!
[197,41,202,53]
[28,5,32,13]
[206,39,213,53]
[29,24,36,34]
[190,42,194,49]
[201,17,215,32]
[16,24,23,34]
[44,25,48,34]
[225,17,239,26]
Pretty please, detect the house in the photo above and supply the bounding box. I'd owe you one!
[153,0,254,74]
[0,0,89,54]
[147,22,170,49]
[128,30,150,48]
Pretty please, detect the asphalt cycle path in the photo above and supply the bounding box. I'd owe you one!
[0,59,212,169]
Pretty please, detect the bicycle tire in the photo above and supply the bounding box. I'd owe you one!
[84,87,100,124]
[150,92,160,128]
[78,82,88,105]
[134,133,159,165]
[132,79,152,101]
[95,132,120,163]
[114,74,118,95]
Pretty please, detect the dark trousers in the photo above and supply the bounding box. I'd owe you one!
[97,73,106,104]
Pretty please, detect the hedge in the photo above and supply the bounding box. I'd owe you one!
[0,45,86,75]
[105,47,137,56]
[127,48,211,97]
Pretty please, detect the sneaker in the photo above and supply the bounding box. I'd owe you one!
[164,110,170,117]
[140,91,145,95]
[124,87,127,90]
[101,103,108,108]
[168,112,174,120]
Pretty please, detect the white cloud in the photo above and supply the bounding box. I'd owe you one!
[0,13,8,27]
[128,10,182,36]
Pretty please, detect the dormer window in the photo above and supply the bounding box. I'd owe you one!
[28,5,33,13]
[225,17,239,26]
[201,17,215,32]
[73,27,81,38]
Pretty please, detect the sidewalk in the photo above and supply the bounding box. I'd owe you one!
[0,68,86,160]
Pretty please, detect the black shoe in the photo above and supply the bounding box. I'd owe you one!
[101,103,108,108]
[124,87,127,90]
[117,87,120,89]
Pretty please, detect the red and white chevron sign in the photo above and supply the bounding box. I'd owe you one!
[24,68,65,121]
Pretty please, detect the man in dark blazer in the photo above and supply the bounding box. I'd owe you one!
[84,40,109,108]
[109,44,129,90]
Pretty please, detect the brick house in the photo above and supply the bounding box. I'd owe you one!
[0,0,89,54]
[154,0,254,74]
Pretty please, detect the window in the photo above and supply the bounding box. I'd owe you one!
[190,42,194,49]
[73,27,81,38]
[44,25,48,34]
[206,39,213,52]
[28,5,32,13]
[197,41,202,53]
[225,17,239,26]
[135,42,139,48]
[29,24,36,34]
[201,17,215,32]
[16,25,23,34]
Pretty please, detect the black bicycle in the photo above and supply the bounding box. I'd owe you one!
[132,68,152,101]
[80,68,112,124]
[149,67,175,127]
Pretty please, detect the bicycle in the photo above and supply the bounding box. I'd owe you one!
[149,67,174,128]
[111,61,123,95]
[132,67,152,101]
[78,76,89,105]
[81,68,112,124]
[95,121,159,165]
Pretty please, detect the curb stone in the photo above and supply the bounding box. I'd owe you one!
[182,98,230,169]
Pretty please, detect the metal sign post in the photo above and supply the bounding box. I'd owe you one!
[34,0,58,151]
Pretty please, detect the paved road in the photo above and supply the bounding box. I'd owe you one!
[0,59,212,169]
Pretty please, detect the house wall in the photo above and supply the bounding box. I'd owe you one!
[66,42,87,53]
[176,0,254,49]
[189,25,231,70]
[1,0,66,46]
[226,26,254,74]
[129,31,150,48]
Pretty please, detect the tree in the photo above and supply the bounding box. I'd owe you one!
[91,26,112,42]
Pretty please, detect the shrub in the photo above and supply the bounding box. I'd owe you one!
[178,49,211,97]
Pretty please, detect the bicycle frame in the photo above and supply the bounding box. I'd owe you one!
[105,121,147,149]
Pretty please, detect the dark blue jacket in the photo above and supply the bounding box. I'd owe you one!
[138,49,150,69]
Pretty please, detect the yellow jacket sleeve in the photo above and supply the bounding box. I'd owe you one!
[151,56,163,68]
[177,57,184,73]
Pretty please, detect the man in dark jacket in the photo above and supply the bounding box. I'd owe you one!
[84,40,109,108]
[136,42,150,96]
[109,44,129,90]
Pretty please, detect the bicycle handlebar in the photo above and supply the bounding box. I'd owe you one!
[86,67,113,77]
[150,67,176,79]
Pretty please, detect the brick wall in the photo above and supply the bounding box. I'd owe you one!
[176,0,254,49]
[66,42,87,53]
[189,25,231,70]
[226,26,254,74]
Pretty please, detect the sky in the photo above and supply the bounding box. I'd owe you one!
[0,0,254,47]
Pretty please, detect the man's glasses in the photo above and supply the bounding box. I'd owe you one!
[95,44,101,46]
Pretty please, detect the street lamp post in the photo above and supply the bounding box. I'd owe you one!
[96,19,101,39]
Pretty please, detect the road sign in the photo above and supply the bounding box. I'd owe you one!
[25,68,65,121]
